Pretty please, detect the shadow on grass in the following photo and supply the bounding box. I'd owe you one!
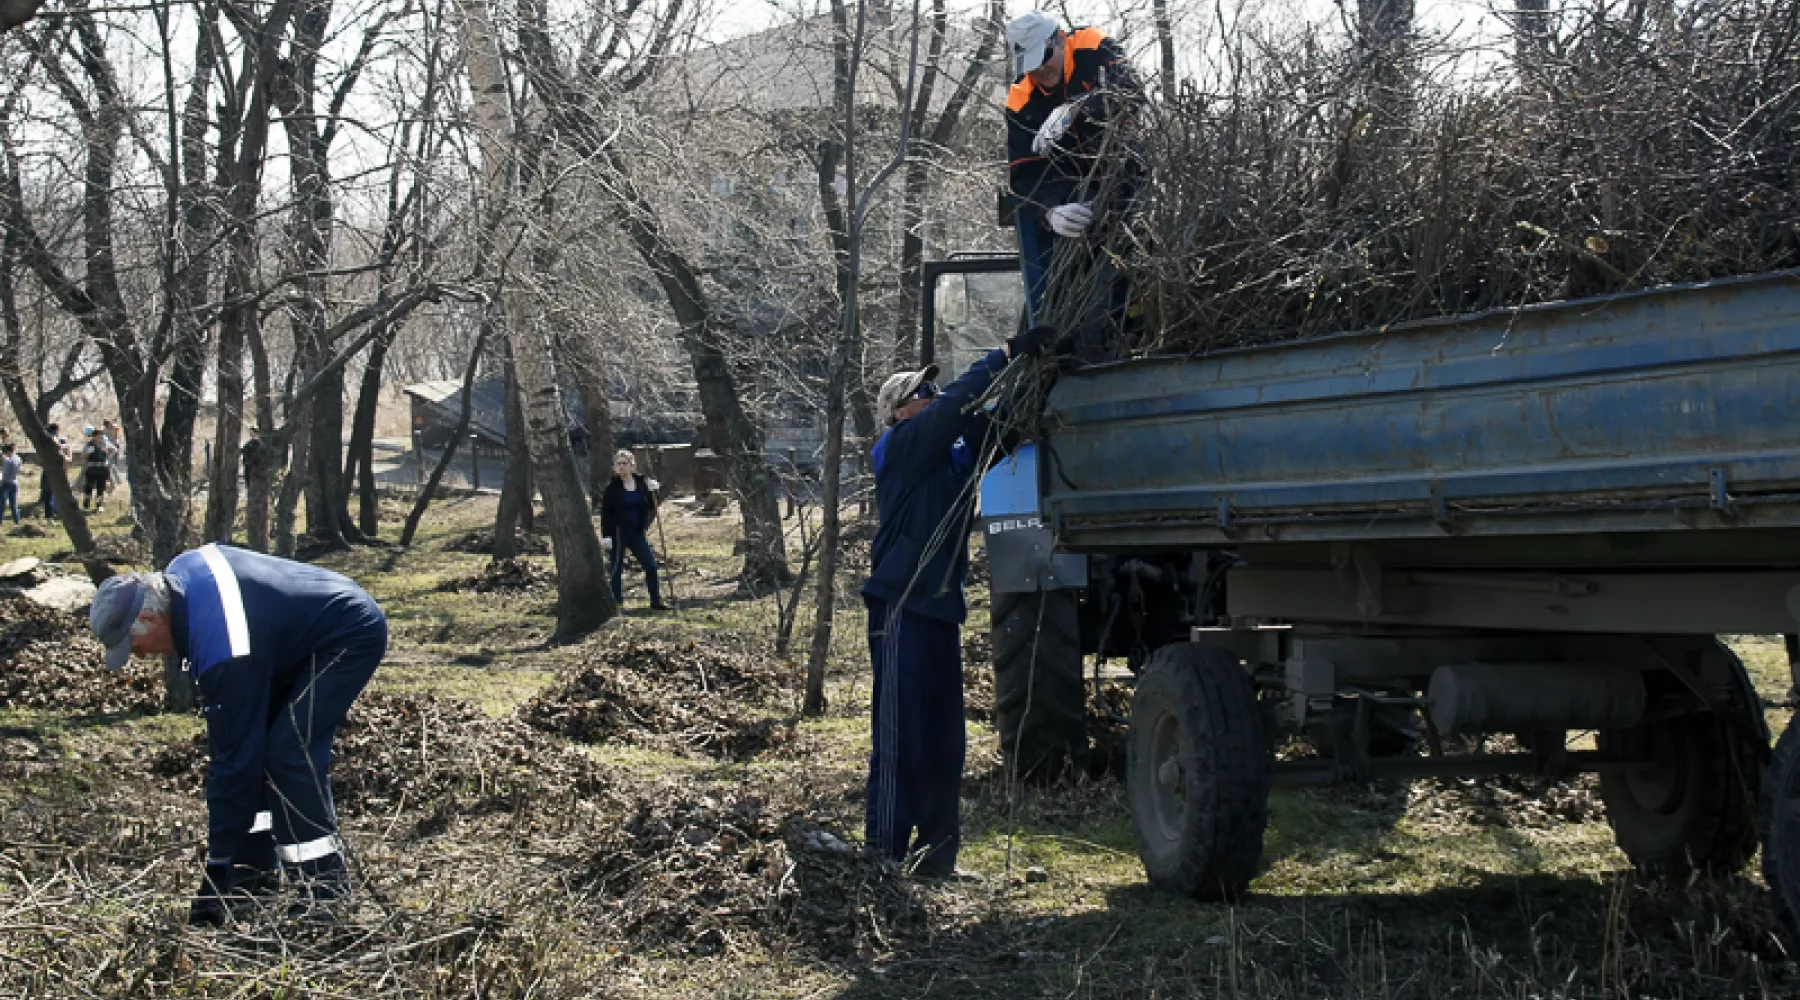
[829,867,1790,1000]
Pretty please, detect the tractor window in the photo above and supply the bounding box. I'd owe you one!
[933,269,1025,377]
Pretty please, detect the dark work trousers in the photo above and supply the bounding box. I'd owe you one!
[864,595,965,873]
[261,625,387,863]
[1015,205,1133,362]
[1016,213,1055,325]
[608,529,662,605]
[38,475,54,518]
[0,482,17,524]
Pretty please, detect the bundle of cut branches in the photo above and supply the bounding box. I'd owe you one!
[1121,0,1800,355]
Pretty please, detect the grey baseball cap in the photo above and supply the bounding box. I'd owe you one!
[1006,11,1060,78]
[877,365,941,426]
[89,572,150,670]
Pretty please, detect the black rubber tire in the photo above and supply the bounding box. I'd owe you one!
[1127,643,1269,901]
[1598,637,1766,878]
[1760,715,1800,946]
[992,588,1088,781]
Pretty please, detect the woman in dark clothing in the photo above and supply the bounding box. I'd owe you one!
[600,450,668,610]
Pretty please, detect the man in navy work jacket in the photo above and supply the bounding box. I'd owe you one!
[88,544,388,925]
[1004,10,1143,324]
[862,323,1064,877]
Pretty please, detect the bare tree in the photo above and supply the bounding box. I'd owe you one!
[454,0,617,635]
[890,0,1003,367]
[804,0,928,715]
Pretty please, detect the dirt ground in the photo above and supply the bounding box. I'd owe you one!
[2,494,1797,998]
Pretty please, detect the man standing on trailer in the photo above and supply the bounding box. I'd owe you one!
[88,544,388,925]
[1003,11,1143,325]
[862,324,1065,877]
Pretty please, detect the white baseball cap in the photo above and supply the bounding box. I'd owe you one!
[1006,11,1060,79]
[876,365,941,426]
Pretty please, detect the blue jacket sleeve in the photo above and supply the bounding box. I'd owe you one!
[196,657,270,864]
[881,349,1011,487]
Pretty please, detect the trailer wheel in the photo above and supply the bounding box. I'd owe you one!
[1127,643,1269,900]
[992,589,1087,782]
[1760,715,1800,945]
[1598,638,1765,878]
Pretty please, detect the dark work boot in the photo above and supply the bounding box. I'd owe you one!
[282,852,350,924]
[235,829,280,896]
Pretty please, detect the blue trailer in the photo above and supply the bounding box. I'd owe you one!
[923,259,1800,936]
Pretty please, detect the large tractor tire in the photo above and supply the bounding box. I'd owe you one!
[992,588,1087,782]
[1127,643,1269,901]
[1760,714,1800,946]
[1598,637,1766,878]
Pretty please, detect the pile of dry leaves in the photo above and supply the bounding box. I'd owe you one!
[523,633,796,760]
[149,691,612,832]
[442,529,549,556]
[1407,772,1605,830]
[435,558,553,594]
[0,593,162,715]
[49,533,147,566]
[577,786,925,959]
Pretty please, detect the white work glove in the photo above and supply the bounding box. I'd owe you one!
[1048,202,1094,238]
[645,478,660,493]
[1032,102,1080,156]
[602,537,614,552]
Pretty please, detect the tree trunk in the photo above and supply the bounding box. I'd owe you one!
[617,224,790,591]
[493,346,531,558]
[344,326,394,537]
[562,335,613,506]
[242,435,277,552]
[157,7,219,501]
[205,309,247,543]
[890,0,1003,368]
[512,315,616,636]
[892,156,932,368]
[278,3,352,551]
[1152,0,1177,104]
[201,0,292,543]
[304,366,350,548]
[273,397,312,558]
[805,0,859,717]
[455,0,615,635]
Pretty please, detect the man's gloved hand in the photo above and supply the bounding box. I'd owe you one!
[602,536,614,552]
[1007,325,1062,360]
[1048,202,1094,238]
[1032,102,1081,156]
[188,861,235,927]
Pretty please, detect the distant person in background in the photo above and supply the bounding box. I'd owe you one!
[102,418,124,478]
[600,450,669,611]
[37,422,65,520]
[81,426,112,511]
[1,442,20,524]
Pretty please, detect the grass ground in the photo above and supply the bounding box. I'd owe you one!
[2,494,1797,998]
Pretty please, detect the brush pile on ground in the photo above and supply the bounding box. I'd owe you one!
[1407,772,1605,830]
[1118,0,1800,354]
[578,786,925,959]
[442,528,549,555]
[50,533,147,566]
[0,592,161,715]
[436,557,553,594]
[149,691,611,828]
[523,631,795,760]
